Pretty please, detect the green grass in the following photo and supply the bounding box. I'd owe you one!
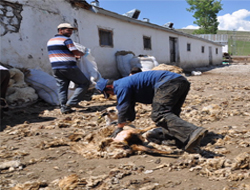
[228,38,250,56]
[177,29,250,56]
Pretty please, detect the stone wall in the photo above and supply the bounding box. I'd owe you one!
[0,1,23,36]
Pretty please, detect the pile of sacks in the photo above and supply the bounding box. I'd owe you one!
[115,50,183,77]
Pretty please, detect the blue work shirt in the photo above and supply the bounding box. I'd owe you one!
[113,70,181,123]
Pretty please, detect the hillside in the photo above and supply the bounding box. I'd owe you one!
[177,29,250,56]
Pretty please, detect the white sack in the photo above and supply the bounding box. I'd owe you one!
[72,42,102,90]
[78,53,102,89]
[25,69,59,105]
[116,51,135,77]
[130,55,159,71]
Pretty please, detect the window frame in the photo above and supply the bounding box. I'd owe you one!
[187,43,191,51]
[98,28,113,47]
[143,35,152,50]
[201,46,205,53]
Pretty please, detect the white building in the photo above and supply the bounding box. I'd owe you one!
[1,0,223,79]
[195,34,228,53]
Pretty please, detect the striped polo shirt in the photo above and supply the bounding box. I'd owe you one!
[47,34,78,69]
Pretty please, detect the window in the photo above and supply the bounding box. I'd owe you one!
[201,46,205,53]
[98,28,113,47]
[143,36,151,50]
[216,48,218,54]
[187,43,191,51]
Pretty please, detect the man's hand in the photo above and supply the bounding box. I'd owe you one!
[75,55,81,60]
[110,127,123,138]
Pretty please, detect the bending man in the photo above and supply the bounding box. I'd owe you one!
[95,70,207,153]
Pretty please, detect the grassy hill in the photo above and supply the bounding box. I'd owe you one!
[177,29,250,56]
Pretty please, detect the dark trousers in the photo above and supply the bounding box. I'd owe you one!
[0,70,10,99]
[151,76,198,145]
[53,68,90,106]
[1,69,10,119]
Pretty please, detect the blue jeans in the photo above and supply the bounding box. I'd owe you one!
[151,76,199,146]
[53,68,90,106]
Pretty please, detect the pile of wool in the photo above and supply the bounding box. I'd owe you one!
[6,68,38,107]
[152,63,183,73]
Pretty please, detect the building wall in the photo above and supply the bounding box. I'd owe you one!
[1,0,222,79]
[178,36,223,68]
[1,0,70,74]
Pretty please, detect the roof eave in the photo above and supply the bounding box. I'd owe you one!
[91,6,223,47]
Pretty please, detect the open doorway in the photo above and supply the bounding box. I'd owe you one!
[169,37,179,63]
[209,46,213,65]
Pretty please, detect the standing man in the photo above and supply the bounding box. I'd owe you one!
[95,70,208,153]
[47,23,90,114]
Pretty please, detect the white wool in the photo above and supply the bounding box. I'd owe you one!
[8,68,27,88]
[6,86,38,106]
[0,160,21,170]
[6,68,38,107]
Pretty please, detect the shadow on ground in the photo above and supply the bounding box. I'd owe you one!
[0,97,117,132]
[199,131,225,158]
[0,100,57,131]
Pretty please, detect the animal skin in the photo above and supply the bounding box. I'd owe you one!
[92,107,177,157]
[69,121,176,159]
[70,107,179,159]
[99,106,172,144]
[113,126,173,155]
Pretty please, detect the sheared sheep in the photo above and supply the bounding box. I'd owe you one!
[98,106,174,145]
[69,107,180,159]
[70,123,176,159]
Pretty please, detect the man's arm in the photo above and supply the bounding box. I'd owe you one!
[111,83,135,137]
[72,50,84,57]
[65,39,85,57]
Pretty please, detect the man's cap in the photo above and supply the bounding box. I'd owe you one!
[95,78,109,98]
[57,23,77,30]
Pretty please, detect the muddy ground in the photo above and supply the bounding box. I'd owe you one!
[1,63,250,190]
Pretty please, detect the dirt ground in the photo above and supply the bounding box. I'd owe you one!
[1,62,250,190]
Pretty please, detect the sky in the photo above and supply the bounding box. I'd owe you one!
[88,0,250,31]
